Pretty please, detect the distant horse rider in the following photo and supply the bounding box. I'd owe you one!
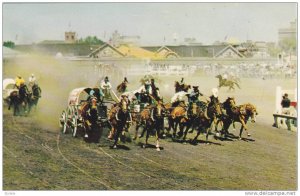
[222,72,228,81]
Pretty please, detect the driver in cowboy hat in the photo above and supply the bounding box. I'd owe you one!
[15,75,25,89]
[100,76,112,97]
[210,88,220,104]
[189,86,204,103]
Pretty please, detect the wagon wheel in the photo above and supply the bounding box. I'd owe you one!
[71,107,79,137]
[72,115,78,137]
[59,110,68,134]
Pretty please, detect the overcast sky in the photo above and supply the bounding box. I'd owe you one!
[3,2,297,45]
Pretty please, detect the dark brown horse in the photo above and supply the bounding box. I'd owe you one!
[174,81,191,93]
[8,84,30,116]
[80,96,99,139]
[117,81,128,94]
[108,98,132,148]
[215,75,240,91]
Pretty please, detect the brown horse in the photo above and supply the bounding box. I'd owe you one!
[222,98,258,139]
[177,100,211,143]
[207,100,223,134]
[215,75,240,91]
[192,106,212,143]
[80,96,99,139]
[108,98,132,148]
[174,81,191,93]
[168,102,188,138]
[135,100,167,151]
[8,85,30,116]
[180,102,202,141]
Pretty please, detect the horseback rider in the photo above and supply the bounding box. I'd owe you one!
[222,72,228,82]
[123,77,129,85]
[188,86,203,115]
[179,77,185,91]
[210,88,220,105]
[15,75,25,89]
[171,91,188,107]
[188,86,203,103]
[180,77,185,86]
[28,73,37,92]
[100,76,112,98]
[135,79,153,105]
[28,73,36,85]
[150,78,160,100]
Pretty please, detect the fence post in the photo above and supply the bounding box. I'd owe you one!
[276,86,282,114]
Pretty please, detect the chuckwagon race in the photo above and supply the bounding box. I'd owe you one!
[2,2,297,192]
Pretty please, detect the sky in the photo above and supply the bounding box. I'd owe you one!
[2,2,297,45]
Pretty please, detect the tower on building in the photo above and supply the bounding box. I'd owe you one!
[65,32,77,43]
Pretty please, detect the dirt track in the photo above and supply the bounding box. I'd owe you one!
[3,55,297,190]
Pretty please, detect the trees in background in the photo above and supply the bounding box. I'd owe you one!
[78,36,104,45]
[3,41,15,49]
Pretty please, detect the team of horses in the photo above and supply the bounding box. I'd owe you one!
[107,80,257,151]
[7,83,42,116]
[6,76,256,151]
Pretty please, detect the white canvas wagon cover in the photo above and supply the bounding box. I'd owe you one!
[3,78,15,90]
[67,87,91,105]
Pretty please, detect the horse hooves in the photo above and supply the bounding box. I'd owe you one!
[156,147,160,152]
[84,134,88,138]
[238,137,242,140]
[113,145,117,149]
[142,144,146,149]
[247,134,251,137]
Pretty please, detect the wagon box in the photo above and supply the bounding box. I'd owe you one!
[59,87,109,138]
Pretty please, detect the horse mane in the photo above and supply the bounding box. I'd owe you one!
[244,103,256,111]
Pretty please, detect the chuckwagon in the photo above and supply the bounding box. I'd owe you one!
[3,78,17,103]
[59,87,108,138]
